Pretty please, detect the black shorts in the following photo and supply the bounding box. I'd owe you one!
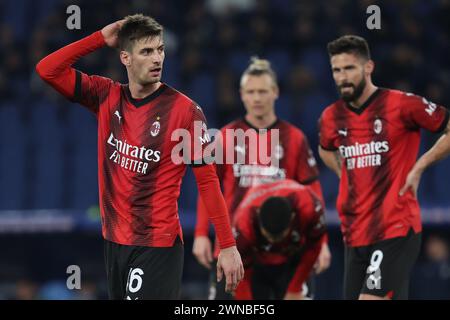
[104,237,184,300]
[344,228,421,300]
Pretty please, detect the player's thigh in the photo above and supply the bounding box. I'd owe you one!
[125,240,184,300]
[251,263,287,300]
[343,245,368,300]
[361,229,421,299]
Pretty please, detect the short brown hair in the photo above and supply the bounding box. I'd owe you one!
[240,56,278,88]
[327,35,371,60]
[118,14,163,51]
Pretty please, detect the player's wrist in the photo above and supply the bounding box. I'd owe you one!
[219,243,237,252]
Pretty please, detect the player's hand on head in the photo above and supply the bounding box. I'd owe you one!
[217,246,244,293]
[101,19,125,48]
[314,242,332,274]
[192,236,213,269]
[399,167,423,198]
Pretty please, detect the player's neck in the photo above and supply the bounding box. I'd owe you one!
[245,113,277,129]
[349,83,378,109]
[128,81,162,99]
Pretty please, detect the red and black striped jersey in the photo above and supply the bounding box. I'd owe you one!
[36,30,236,249]
[216,118,320,215]
[319,88,449,247]
[75,75,208,247]
[195,118,323,257]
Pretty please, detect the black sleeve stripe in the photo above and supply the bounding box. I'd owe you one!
[300,176,319,185]
[189,156,215,167]
[435,109,450,133]
[319,144,338,151]
[73,70,82,102]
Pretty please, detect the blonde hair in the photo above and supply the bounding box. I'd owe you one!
[240,56,278,88]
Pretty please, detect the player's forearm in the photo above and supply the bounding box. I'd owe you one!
[413,122,450,173]
[318,147,341,178]
[193,165,235,249]
[195,197,211,237]
[37,31,105,78]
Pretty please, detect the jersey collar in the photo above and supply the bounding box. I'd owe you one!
[243,117,280,132]
[125,83,167,108]
[344,88,382,115]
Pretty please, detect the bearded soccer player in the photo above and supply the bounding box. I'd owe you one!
[318,35,450,300]
[232,179,326,300]
[193,58,331,300]
[35,14,243,299]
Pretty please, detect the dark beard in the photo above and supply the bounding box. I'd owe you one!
[338,77,366,103]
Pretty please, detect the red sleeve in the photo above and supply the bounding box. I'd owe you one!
[35,31,112,114]
[195,196,210,237]
[193,164,235,249]
[287,234,324,292]
[296,131,320,184]
[318,110,338,151]
[194,127,225,238]
[399,92,449,133]
[234,226,255,269]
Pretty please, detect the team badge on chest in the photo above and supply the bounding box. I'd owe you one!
[374,118,382,134]
[150,118,161,137]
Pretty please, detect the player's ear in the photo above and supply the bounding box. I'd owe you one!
[120,50,131,67]
[365,59,375,76]
[273,84,279,99]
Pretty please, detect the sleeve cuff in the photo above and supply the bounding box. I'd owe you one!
[319,144,338,151]
[435,109,450,133]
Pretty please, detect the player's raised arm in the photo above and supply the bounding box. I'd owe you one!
[35,20,123,110]
[192,164,244,292]
[287,193,327,296]
[400,115,450,197]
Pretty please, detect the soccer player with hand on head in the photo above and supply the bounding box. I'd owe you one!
[36,14,243,299]
[318,35,450,300]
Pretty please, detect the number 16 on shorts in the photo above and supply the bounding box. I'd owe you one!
[366,250,383,290]
[126,268,144,300]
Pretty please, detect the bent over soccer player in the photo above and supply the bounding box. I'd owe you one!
[318,35,450,300]
[36,14,243,300]
[232,179,326,300]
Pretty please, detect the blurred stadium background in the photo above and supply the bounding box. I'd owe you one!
[0,0,449,299]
